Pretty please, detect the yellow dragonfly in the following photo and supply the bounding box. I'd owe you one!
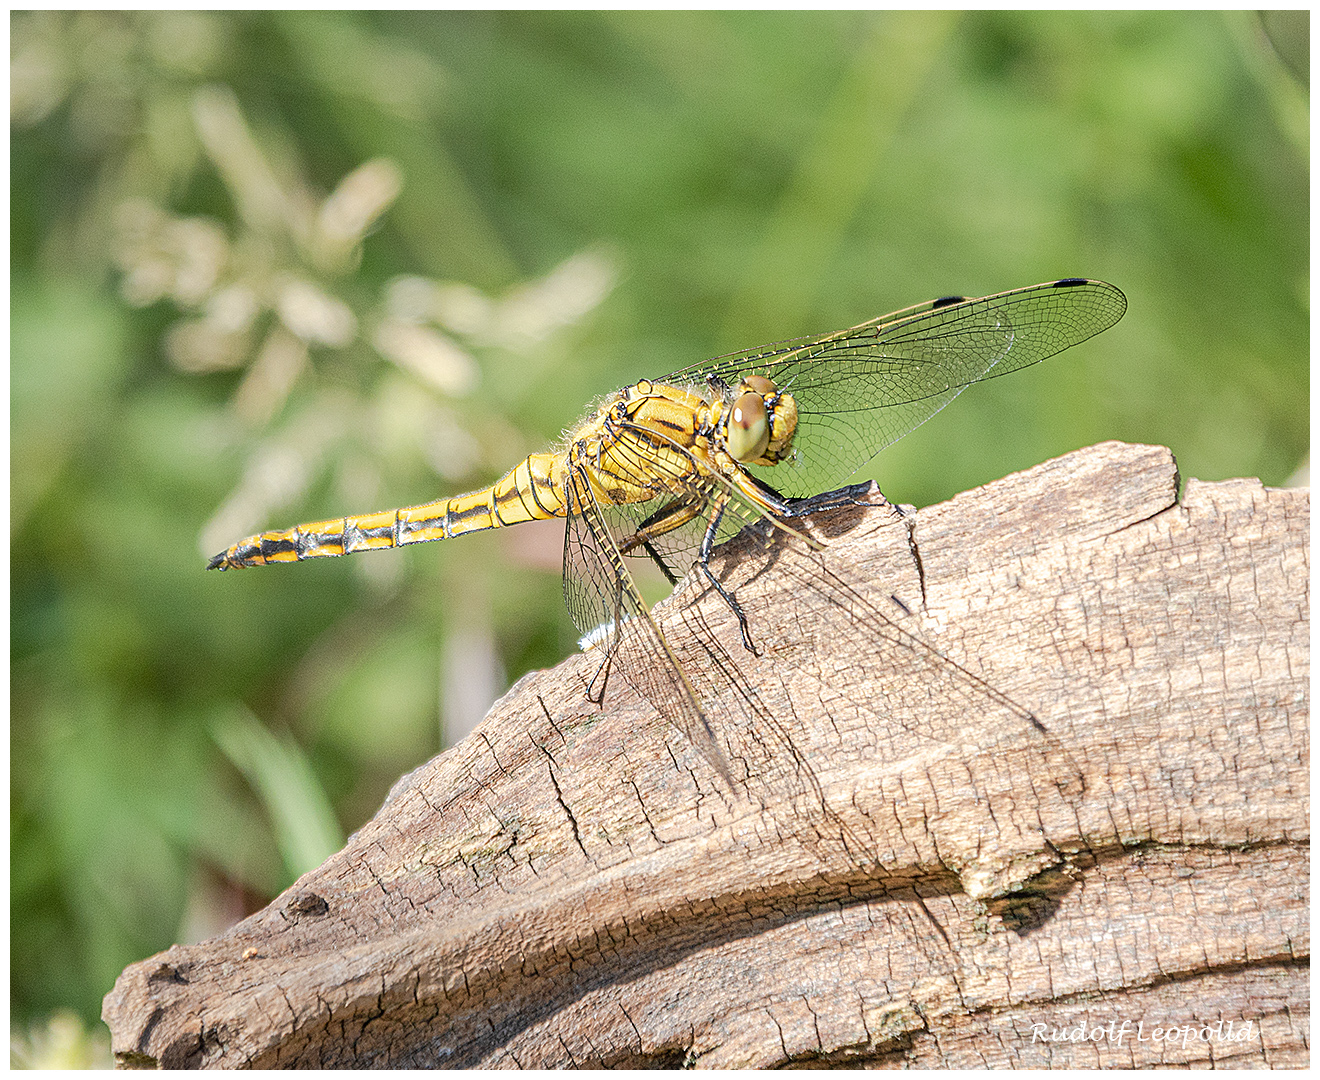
[210,277,1126,788]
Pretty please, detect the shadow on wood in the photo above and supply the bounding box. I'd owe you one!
[103,442,1309,1068]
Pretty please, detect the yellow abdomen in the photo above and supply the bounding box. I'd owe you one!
[208,451,567,570]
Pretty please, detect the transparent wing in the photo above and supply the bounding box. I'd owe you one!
[747,533,1085,800]
[561,462,735,787]
[660,278,1126,498]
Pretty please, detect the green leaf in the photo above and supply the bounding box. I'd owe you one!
[211,707,345,881]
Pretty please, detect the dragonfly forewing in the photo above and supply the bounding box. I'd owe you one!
[664,278,1126,500]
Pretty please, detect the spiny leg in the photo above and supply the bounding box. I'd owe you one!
[615,487,759,653]
[777,480,876,518]
[698,480,877,653]
[731,478,877,547]
[775,480,923,601]
[640,540,679,586]
[697,496,759,655]
[755,477,876,520]
[617,494,703,585]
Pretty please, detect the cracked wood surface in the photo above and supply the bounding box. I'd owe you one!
[103,441,1309,1068]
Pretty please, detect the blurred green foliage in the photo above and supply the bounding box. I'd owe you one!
[11,10,1307,1033]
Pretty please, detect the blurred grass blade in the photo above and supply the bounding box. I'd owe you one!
[210,707,344,880]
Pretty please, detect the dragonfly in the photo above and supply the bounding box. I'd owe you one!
[209,277,1126,790]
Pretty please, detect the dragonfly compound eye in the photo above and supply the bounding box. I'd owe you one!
[727,390,771,463]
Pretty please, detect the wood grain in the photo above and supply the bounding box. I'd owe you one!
[103,442,1309,1068]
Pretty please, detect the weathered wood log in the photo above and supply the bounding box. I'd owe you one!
[104,441,1308,1068]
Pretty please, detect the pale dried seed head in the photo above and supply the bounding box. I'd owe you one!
[372,319,479,398]
[276,278,356,348]
[317,159,403,248]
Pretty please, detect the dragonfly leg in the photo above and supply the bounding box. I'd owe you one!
[698,498,758,655]
[775,480,876,519]
[617,495,703,583]
[729,475,874,547]
[698,478,878,652]
[638,540,679,586]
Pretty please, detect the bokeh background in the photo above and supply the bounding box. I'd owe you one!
[10,10,1307,1063]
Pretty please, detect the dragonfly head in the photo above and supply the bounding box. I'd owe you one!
[723,374,798,466]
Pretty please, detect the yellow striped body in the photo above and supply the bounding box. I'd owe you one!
[207,378,792,570]
[208,450,569,569]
